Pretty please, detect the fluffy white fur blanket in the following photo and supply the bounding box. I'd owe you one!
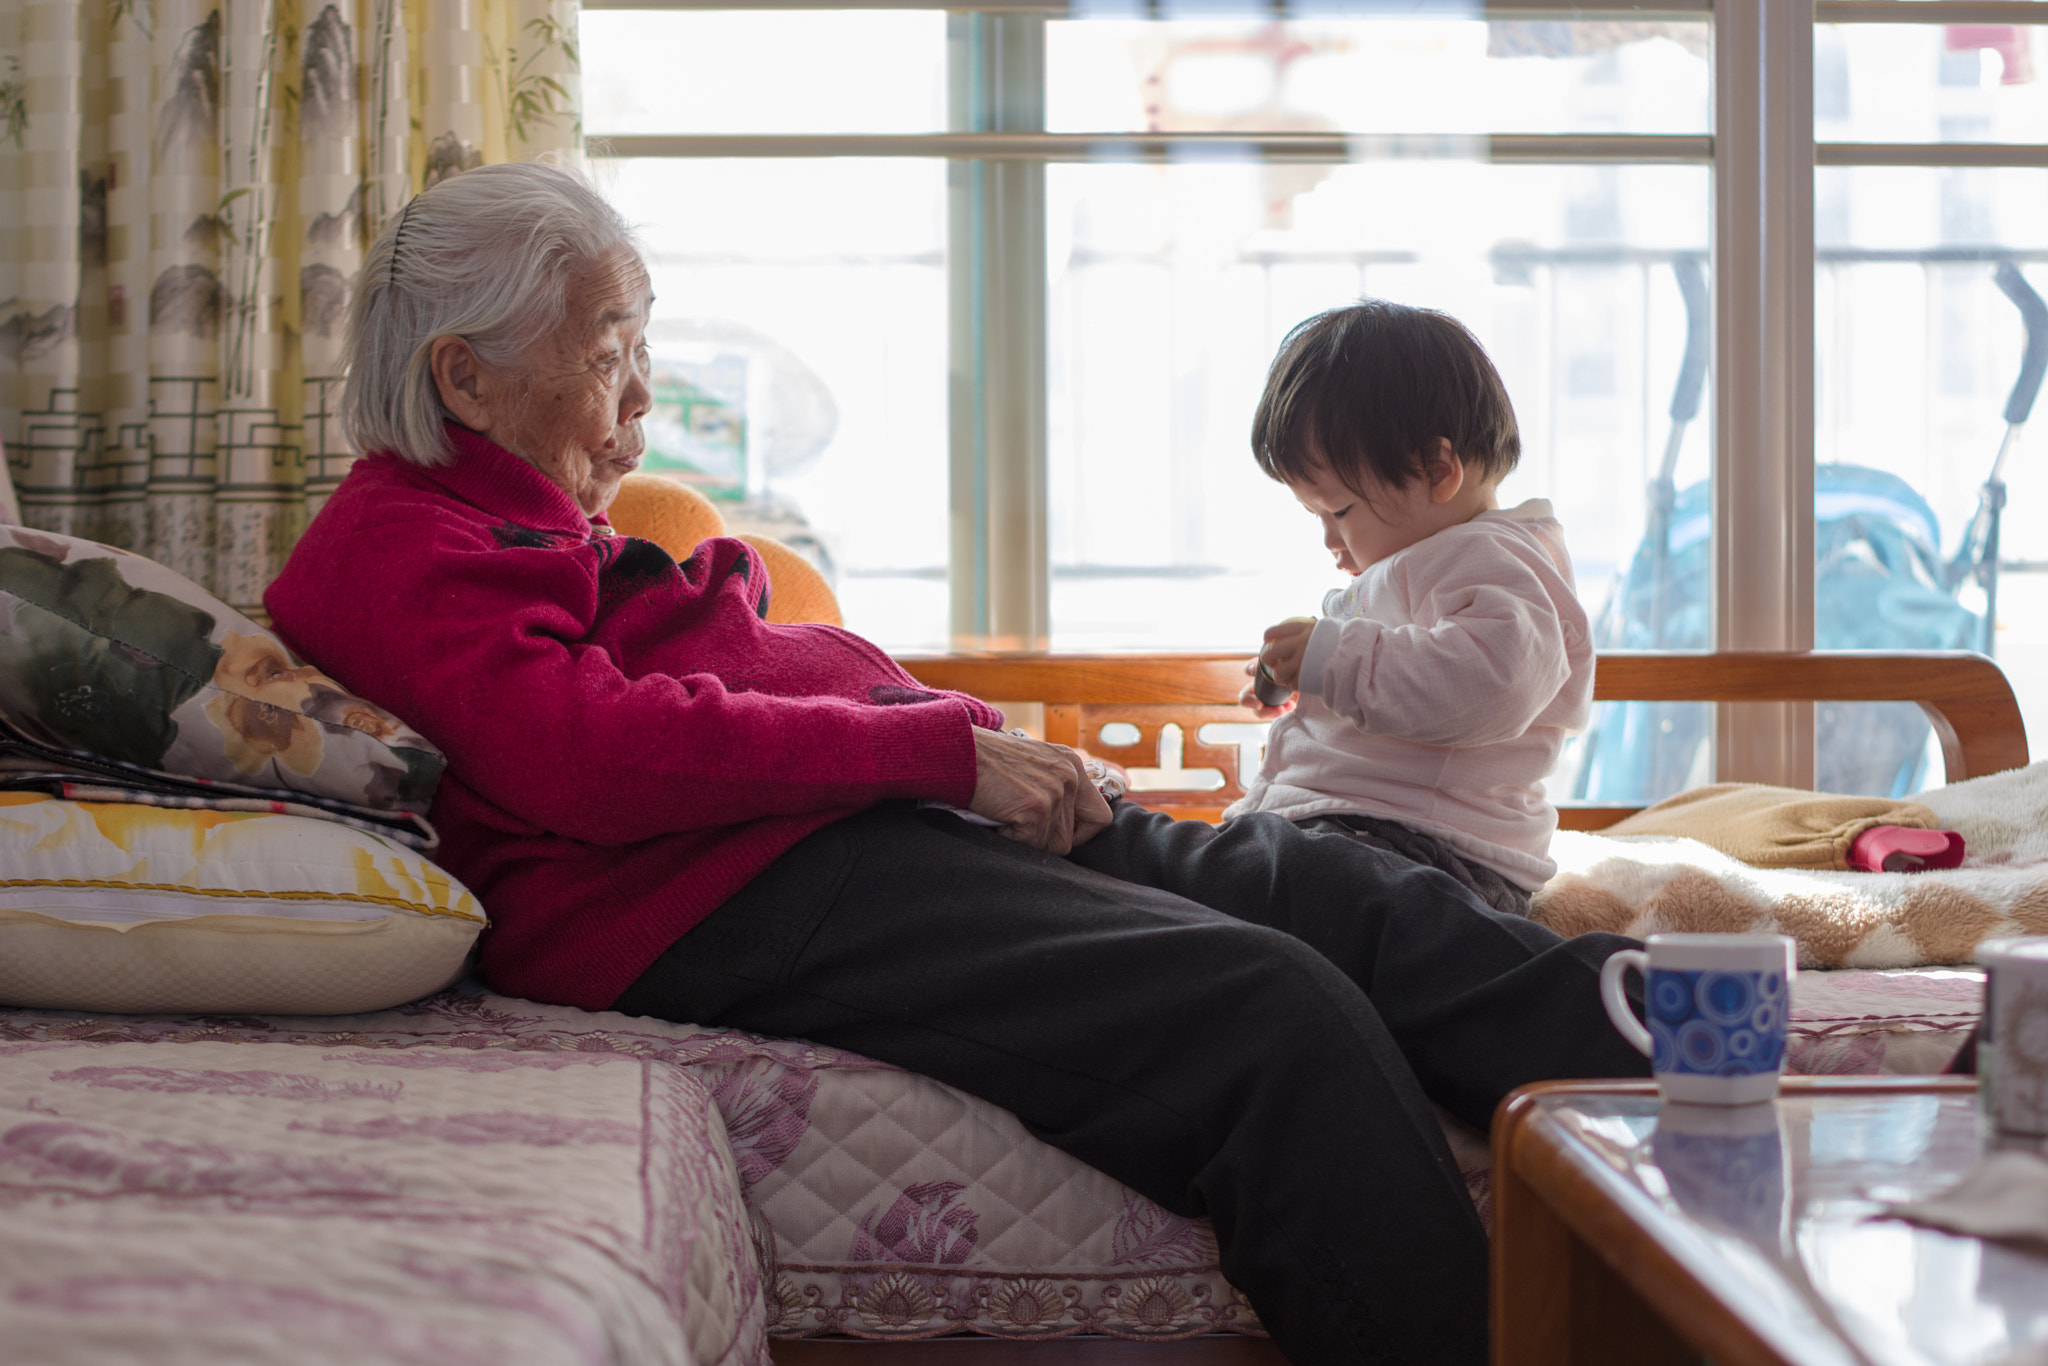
[1531,762,2048,968]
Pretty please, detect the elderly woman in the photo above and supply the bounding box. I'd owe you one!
[268,162,1644,1366]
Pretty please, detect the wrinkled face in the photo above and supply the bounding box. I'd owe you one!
[502,248,654,517]
[1284,461,1439,577]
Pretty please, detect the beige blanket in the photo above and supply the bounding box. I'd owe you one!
[1531,761,2048,968]
[1600,783,1938,870]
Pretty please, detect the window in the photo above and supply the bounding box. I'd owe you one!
[1812,12,2048,796]
[583,0,2048,800]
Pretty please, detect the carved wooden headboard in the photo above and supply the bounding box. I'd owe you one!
[898,650,2031,829]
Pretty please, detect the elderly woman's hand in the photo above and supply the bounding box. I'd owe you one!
[970,727,1115,856]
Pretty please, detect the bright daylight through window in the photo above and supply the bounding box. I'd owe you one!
[582,0,2048,806]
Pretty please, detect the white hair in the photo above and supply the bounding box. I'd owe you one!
[339,162,641,467]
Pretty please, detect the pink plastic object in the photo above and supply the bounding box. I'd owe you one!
[1848,825,1966,874]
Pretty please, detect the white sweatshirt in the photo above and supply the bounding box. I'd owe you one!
[1226,499,1593,889]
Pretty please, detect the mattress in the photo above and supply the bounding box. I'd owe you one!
[0,989,1249,1350]
[0,965,1982,1355]
[0,1031,762,1366]
[1787,965,1982,1076]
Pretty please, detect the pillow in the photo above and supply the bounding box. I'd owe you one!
[0,526,444,818]
[737,533,843,627]
[0,793,485,1014]
[606,473,843,625]
[606,471,726,556]
[1600,782,1942,871]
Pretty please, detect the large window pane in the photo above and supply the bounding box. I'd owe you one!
[1816,166,2048,793]
[1047,16,1710,135]
[600,157,951,651]
[1818,22,2048,145]
[582,11,948,135]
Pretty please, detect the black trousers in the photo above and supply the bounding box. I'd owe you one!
[614,801,1648,1365]
[1304,812,1533,918]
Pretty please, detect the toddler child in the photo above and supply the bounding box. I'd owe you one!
[1230,298,1593,913]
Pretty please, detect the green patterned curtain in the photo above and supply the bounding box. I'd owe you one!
[0,0,582,616]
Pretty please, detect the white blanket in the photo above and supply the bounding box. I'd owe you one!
[1533,761,2048,968]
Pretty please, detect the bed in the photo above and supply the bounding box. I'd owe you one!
[0,650,2028,1366]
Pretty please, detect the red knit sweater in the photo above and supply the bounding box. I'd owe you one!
[266,428,999,1009]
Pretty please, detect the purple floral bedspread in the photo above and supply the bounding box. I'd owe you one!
[0,967,1977,1358]
[0,997,765,1366]
[1786,965,1981,1076]
[0,986,1259,1353]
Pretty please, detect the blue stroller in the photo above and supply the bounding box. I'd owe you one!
[1574,259,2046,802]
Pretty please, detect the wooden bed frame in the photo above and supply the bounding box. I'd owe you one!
[902,649,2028,829]
[770,649,2028,1366]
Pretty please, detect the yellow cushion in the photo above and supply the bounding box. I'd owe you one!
[608,472,726,560]
[0,794,485,1014]
[607,474,843,626]
[738,533,844,627]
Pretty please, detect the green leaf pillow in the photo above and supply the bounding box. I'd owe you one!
[0,527,445,818]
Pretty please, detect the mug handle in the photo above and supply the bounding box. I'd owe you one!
[1600,949,1654,1058]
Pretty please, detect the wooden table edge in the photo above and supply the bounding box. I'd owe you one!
[1491,1077,1978,1366]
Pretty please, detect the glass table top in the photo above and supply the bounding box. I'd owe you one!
[1534,1085,2048,1366]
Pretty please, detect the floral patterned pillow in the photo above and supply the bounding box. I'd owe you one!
[0,526,444,814]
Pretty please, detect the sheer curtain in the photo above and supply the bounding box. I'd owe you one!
[0,0,582,614]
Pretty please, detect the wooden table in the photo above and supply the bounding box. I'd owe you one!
[1492,1075,2048,1366]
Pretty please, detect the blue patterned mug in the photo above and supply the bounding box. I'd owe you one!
[1601,934,1797,1105]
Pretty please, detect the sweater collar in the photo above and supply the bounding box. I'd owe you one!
[411,424,614,539]
[1483,498,1556,525]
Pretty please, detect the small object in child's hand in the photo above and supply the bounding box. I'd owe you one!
[1252,661,1294,707]
[1847,825,1966,873]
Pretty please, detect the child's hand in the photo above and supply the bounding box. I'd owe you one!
[1239,617,1315,718]
[1260,617,1315,686]
[1238,672,1292,719]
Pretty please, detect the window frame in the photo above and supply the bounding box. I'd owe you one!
[585,0,2048,786]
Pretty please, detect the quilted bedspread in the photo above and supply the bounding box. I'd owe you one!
[0,987,1256,1357]
[0,1027,761,1366]
[1787,965,1982,1075]
[0,967,1981,1360]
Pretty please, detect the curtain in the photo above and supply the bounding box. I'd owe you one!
[0,0,582,615]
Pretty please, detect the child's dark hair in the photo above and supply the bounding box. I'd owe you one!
[1250,299,1521,500]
